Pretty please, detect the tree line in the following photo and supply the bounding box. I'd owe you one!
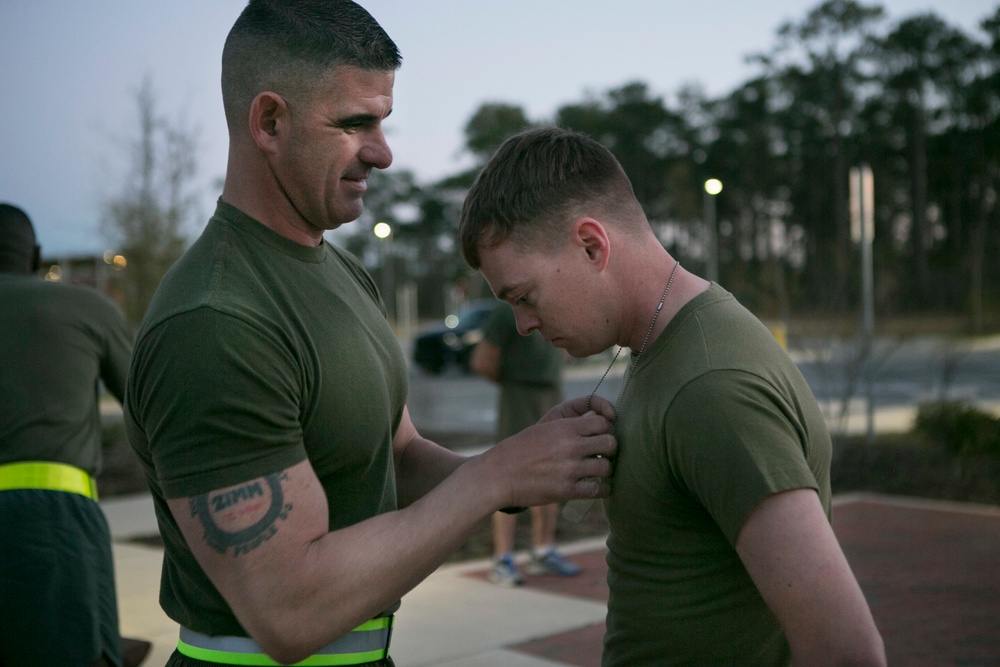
[104,1,1000,333]
[351,0,1000,333]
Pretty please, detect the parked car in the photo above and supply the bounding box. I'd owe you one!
[412,299,500,375]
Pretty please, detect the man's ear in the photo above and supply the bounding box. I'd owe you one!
[570,217,611,270]
[248,91,288,153]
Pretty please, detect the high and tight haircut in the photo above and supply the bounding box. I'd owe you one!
[458,126,645,269]
[222,0,401,133]
[0,203,39,275]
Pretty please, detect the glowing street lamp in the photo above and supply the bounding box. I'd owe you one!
[373,222,394,323]
[704,179,723,283]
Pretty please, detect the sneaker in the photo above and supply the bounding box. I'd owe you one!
[526,548,582,576]
[489,554,524,587]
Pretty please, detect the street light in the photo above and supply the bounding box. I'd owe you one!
[373,222,394,324]
[704,178,723,283]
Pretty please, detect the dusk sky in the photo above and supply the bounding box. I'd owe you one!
[1,1,993,257]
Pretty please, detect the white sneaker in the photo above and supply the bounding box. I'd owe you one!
[489,554,524,587]
[526,548,581,576]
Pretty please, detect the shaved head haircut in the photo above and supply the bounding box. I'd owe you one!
[221,0,401,134]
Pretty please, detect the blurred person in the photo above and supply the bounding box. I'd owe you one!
[0,203,150,667]
[458,127,886,667]
[122,3,616,666]
[471,302,582,586]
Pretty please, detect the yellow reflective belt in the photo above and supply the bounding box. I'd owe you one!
[178,616,394,666]
[0,461,98,500]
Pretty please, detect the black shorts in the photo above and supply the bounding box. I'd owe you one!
[0,489,122,667]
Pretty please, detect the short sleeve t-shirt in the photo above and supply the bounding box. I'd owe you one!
[0,275,132,475]
[125,201,407,635]
[603,284,831,666]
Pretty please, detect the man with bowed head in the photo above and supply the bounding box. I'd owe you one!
[458,126,886,666]
[124,3,616,666]
[471,302,583,587]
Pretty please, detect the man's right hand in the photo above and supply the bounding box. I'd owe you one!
[539,394,616,425]
[479,407,616,510]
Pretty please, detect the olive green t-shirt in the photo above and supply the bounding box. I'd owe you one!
[482,303,564,438]
[0,275,132,474]
[125,201,407,635]
[603,284,831,666]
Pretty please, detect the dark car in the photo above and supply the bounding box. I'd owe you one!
[412,299,500,375]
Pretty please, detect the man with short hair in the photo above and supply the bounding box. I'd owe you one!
[0,203,149,667]
[458,126,886,666]
[124,4,616,666]
[471,303,582,586]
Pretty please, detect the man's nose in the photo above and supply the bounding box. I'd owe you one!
[515,313,539,336]
[361,130,392,169]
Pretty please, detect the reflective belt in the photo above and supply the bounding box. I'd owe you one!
[0,461,98,500]
[178,616,394,666]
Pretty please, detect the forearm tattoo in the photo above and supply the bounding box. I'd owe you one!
[189,472,293,557]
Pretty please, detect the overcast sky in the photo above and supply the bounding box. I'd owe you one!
[1,1,993,257]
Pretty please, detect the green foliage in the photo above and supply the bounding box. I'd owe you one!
[463,103,533,162]
[914,401,1000,458]
[831,432,1000,505]
[338,1,1000,327]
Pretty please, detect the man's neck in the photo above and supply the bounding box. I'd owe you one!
[221,151,325,248]
[618,250,710,353]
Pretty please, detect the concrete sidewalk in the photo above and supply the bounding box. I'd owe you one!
[103,491,1000,667]
[103,491,610,667]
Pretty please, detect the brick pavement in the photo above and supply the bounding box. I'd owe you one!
[833,494,1000,667]
[464,549,608,667]
[462,494,1000,666]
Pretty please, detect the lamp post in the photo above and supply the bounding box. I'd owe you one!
[704,178,723,283]
[373,222,394,325]
[850,165,875,445]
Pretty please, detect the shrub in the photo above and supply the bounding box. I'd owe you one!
[831,432,1000,505]
[913,401,1000,459]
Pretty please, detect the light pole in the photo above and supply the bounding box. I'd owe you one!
[373,222,394,325]
[704,178,723,283]
[850,165,875,445]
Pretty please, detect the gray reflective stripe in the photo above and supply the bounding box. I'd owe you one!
[179,618,392,656]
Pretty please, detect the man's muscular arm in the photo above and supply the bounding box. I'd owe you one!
[168,402,615,664]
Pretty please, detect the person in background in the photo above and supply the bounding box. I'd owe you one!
[458,127,886,666]
[123,3,616,666]
[0,203,151,667]
[471,302,582,586]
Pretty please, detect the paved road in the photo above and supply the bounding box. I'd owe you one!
[405,335,1000,437]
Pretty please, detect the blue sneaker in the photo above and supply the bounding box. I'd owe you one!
[526,548,581,576]
[489,554,524,587]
